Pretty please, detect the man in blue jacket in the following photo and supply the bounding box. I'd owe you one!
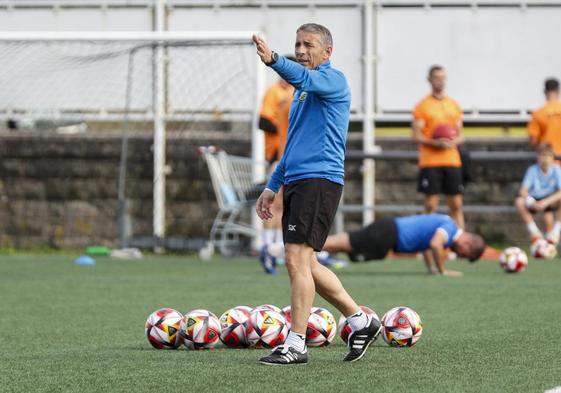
[253,24,379,365]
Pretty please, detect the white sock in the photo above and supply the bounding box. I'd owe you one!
[274,229,283,243]
[262,229,276,246]
[267,242,285,259]
[553,221,561,235]
[284,330,306,352]
[527,222,542,238]
[347,310,370,332]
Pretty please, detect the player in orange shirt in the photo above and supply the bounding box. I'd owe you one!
[412,65,465,229]
[528,78,561,155]
[258,57,295,273]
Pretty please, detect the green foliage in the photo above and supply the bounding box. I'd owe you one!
[0,255,560,392]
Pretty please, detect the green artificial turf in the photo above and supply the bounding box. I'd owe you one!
[0,254,560,393]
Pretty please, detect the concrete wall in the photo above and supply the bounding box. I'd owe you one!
[0,131,531,249]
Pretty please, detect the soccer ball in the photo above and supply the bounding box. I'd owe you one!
[338,306,380,345]
[381,306,423,347]
[219,307,251,348]
[432,124,457,140]
[254,304,282,313]
[281,306,292,328]
[306,307,337,347]
[145,308,183,349]
[245,309,288,348]
[530,239,557,260]
[180,309,221,350]
[234,305,253,314]
[499,247,528,273]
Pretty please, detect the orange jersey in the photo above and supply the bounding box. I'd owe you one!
[528,100,561,155]
[260,82,294,162]
[413,95,463,168]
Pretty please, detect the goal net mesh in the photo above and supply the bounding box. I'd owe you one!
[0,36,259,248]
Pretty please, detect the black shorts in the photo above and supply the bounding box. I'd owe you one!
[418,167,464,195]
[348,218,398,261]
[282,178,343,251]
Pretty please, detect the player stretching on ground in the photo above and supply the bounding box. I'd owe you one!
[412,65,466,229]
[322,214,485,277]
[253,24,379,365]
[263,214,485,277]
[515,143,561,245]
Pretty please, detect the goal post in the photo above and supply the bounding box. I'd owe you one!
[0,31,266,249]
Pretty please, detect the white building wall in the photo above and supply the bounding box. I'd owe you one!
[0,2,560,115]
[167,5,364,112]
[377,6,561,113]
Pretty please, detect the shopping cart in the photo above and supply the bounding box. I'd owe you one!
[198,146,264,257]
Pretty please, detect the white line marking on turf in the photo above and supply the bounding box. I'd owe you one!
[544,387,561,393]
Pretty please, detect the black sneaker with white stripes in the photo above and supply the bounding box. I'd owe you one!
[343,316,382,362]
[259,346,308,365]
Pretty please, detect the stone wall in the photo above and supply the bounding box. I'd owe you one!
[0,131,533,248]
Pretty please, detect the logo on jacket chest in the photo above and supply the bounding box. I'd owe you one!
[298,92,308,102]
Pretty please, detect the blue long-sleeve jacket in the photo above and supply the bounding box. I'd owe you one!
[265,56,351,192]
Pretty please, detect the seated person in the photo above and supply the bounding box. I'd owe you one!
[322,213,485,277]
[515,143,561,245]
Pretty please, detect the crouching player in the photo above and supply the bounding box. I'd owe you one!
[515,143,561,247]
[323,214,485,277]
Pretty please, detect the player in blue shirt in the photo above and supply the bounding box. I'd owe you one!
[321,214,486,277]
[515,143,561,244]
[254,24,378,365]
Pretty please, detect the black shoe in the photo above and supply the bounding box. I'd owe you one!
[343,316,381,362]
[259,346,308,365]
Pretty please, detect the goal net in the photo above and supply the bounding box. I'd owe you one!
[0,32,264,249]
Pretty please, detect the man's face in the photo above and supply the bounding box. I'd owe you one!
[294,31,332,70]
[429,69,446,93]
[454,235,472,259]
[538,151,554,170]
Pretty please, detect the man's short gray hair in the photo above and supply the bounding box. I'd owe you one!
[296,23,333,47]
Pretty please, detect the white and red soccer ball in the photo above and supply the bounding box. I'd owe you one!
[145,308,183,349]
[281,306,292,328]
[338,305,380,345]
[381,306,423,348]
[254,304,282,313]
[500,247,528,273]
[530,239,557,260]
[219,306,251,348]
[306,307,337,347]
[245,308,288,348]
[180,309,221,350]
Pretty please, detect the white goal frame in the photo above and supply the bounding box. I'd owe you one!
[0,30,266,247]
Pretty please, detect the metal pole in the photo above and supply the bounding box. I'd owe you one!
[117,50,136,249]
[153,0,166,249]
[362,0,375,225]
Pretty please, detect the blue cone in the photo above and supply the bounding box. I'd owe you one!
[74,255,96,266]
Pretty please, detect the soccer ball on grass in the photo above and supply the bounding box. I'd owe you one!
[381,306,423,348]
[180,309,221,350]
[219,307,251,348]
[145,308,183,349]
[499,247,528,273]
[245,309,288,348]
